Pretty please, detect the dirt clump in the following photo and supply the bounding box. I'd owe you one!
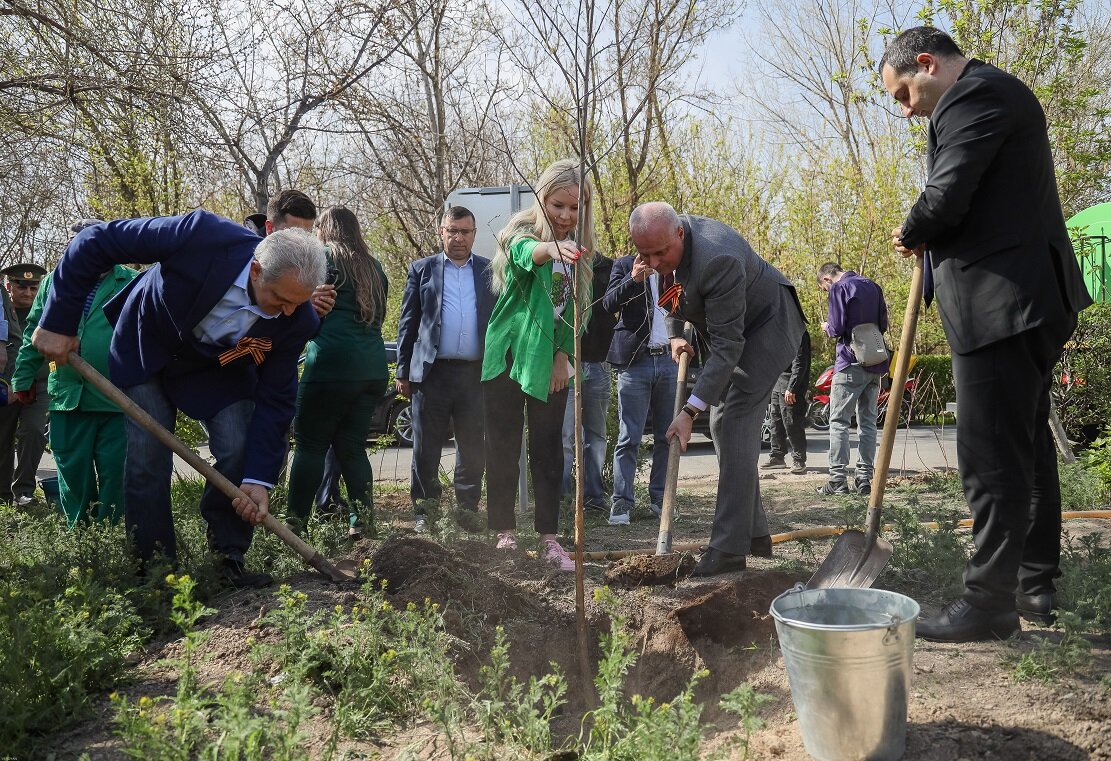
[603,552,697,587]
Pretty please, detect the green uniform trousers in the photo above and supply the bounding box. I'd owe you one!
[49,410,126,526]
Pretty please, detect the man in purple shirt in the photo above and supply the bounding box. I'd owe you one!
[816,262,889,496]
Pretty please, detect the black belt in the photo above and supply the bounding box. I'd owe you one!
[438,357,481,365]
[646,345,668,356]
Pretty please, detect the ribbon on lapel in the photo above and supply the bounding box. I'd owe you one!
[658,275,683,314]
[218,336,272,366]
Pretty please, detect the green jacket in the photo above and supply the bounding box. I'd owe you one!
[481,238,589,401]
[301,251,389,383]
[12,265,139,411]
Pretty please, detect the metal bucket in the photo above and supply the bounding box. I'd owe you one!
[770,585,919,761]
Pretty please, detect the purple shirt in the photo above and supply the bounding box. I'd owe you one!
[824,271,888,374]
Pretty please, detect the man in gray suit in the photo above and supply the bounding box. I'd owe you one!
[395,206,496,531]
[629,202,806,576]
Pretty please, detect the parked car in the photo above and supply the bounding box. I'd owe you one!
[368,342,414,446]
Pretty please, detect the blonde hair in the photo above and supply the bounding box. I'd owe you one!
[491,159,596,301]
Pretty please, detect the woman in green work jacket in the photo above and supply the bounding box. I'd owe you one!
[482,159,596,571]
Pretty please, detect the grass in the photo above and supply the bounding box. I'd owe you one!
[4,460,1111,756]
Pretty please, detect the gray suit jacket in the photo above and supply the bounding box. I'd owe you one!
[395,252,496,383]
[666,216,806,406]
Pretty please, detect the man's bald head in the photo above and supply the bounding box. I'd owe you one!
[628,201,685,276]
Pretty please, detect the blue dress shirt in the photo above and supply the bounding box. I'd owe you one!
[437,253,481,361]
[192,260,277,347]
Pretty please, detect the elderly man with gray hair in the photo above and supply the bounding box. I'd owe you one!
[628,201,806,576]
[33,210,325,587]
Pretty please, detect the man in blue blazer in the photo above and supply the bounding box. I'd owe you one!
[603,253,679,525]
[395,207,496,530]
[32,210,326,587]
[883,27,1091,640]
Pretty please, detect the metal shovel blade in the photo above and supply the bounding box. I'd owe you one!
[806,529,894,589]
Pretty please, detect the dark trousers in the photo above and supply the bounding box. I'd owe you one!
[483,368,567,535]
[124,377,255,564]
[288,378,387,527]
[411,359,486,513]
[954,317,1073,611]
[768,385,807,463]
[0,378,50,501]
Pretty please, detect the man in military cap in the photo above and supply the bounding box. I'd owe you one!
[1,260,50,505]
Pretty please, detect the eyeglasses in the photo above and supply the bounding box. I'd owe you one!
[441,227,476,238]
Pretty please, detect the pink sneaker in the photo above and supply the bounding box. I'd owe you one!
[541,539,575,572]
[496,531,518,550]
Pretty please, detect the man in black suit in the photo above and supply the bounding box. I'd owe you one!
[882,27,1091,641]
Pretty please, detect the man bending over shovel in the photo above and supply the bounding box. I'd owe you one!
[629,202,806,576]
[31,211,327,588]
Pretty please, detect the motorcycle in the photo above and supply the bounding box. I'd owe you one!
[806,365,915,431]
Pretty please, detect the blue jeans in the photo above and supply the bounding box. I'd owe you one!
[612,353,678,510]
[124,377,255,564]
[828,365,882,485]
[561,362,612,508]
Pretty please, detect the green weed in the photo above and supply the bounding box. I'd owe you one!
[717,683,777,761]
[111,573,315,759]
[881,496,968,599]
[1058,532,1111,634]
[578,588,708,760]
[255,572,456,739]
[1007,611,1092,684]
[1058,460,1110,512]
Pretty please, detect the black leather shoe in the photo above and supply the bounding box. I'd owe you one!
[1016,592,1057,626]
[221,558,274,589]
[855,479,871,496]
[816,481,851,496]
[917,598,1020,642]
[692,547,747,577]
[750,534,773,558]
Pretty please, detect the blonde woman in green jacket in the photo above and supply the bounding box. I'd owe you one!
[11,263,139,525]
[482,159,595,571]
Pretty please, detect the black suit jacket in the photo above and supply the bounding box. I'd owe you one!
[603,255,664,367]
[899,60,1090,354]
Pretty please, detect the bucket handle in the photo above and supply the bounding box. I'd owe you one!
[882,612,903,645]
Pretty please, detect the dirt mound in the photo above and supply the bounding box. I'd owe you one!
[669,570,802,646]
[603,552,696,587]
[367,536,545,631]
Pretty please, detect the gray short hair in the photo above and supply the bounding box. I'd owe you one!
[254,228,326,289]
[629,202,680,236]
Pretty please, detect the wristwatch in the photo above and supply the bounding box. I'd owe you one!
[681,403,701,421]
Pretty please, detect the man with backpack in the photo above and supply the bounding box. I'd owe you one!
[816,262,889,496]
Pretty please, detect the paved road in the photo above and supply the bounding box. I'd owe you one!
[37,423,959,486]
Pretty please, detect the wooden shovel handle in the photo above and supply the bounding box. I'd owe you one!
[66,352,348,581]
[865,255,923,538]
[656,346,692,555]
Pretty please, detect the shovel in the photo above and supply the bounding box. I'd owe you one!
[656,342,692,555]
[66,352,359,583]
[807,254,923,589]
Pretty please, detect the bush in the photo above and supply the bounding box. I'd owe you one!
[909,354,954,421]
[1057,302,1111,444]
